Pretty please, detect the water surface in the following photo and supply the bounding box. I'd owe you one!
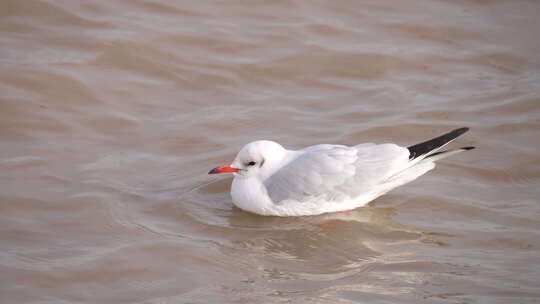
[1,0,540,303]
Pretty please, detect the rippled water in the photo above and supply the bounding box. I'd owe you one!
[1,0,540,303]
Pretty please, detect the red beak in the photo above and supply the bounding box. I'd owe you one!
[208,164,239,174]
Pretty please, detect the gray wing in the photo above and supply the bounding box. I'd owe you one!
[264,143,411,204]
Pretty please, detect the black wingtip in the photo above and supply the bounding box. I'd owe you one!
[452,127,470,136]
[461,146,475,151]
[408,127,472,160]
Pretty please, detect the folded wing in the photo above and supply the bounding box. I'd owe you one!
[263,143,411,204]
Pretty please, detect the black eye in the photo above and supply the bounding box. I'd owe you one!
[247,161,256,166]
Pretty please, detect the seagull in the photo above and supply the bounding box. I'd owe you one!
[209,127,474,216]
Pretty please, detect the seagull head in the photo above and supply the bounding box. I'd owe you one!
[208,140,287,178]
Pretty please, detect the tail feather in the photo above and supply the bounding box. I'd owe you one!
[408,127,470,160]
[388,128,474,179]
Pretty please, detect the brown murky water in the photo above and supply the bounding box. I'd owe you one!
[1,0,540,303]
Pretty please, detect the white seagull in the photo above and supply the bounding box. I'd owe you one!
[209,127,474,216]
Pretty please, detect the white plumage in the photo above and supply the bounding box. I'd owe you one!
[209,128,474,216]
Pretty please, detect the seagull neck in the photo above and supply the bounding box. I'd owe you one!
[258,149,300,181]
